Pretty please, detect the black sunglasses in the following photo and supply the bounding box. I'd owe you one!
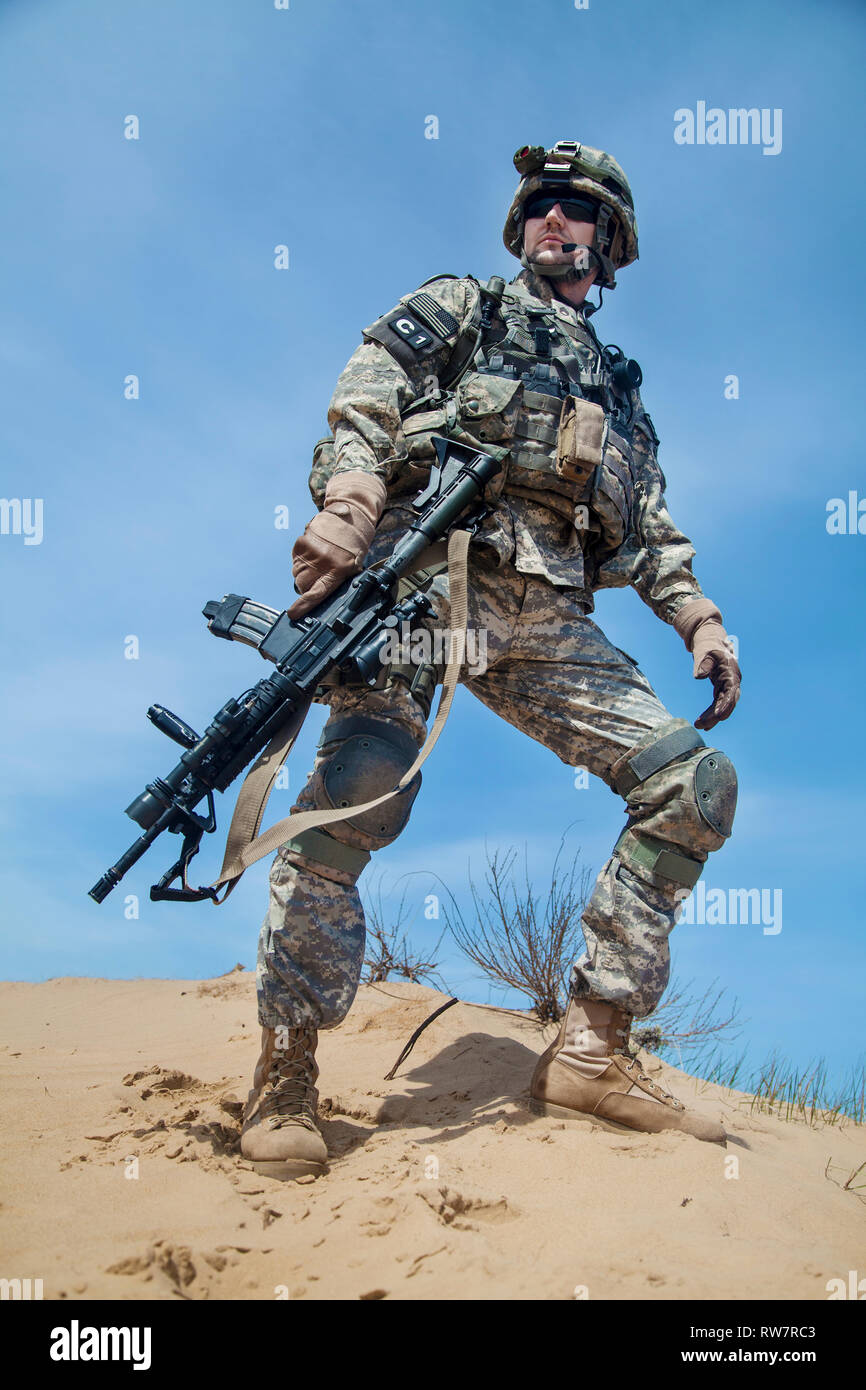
[524,192,599,223]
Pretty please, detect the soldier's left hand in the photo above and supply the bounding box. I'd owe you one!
[693,641,741,731]
[673,597,741,732]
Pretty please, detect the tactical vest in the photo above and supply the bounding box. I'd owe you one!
[397,278,639,555]
[312,275,647,559]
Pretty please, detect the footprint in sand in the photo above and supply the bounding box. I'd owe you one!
[418,1185,517,1230]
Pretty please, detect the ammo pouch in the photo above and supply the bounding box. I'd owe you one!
[456,370,524,450]
[556,396,635,553]
[556,395,605,490]
[399,370,524,503]
[590,423,635,555]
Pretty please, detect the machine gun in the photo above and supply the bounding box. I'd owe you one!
[88,438,498,907]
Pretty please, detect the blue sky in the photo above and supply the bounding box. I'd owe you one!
[2,0,864,1085]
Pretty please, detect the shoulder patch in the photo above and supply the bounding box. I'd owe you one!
[362,277,471,374]
[362,303,450,370]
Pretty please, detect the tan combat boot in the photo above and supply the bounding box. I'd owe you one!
[240,1025,328,1179]
[530,997,725,1144]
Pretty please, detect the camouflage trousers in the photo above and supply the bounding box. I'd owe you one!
[256,549,734,1028]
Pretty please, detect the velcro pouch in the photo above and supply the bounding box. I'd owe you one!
[556,396,606,487]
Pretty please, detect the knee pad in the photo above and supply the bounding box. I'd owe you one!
[610,719,737,890]
[318,714,422,843]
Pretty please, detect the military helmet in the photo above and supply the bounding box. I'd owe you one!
[503,140,638,289]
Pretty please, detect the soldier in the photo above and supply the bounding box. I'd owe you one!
[240,141,741,1178]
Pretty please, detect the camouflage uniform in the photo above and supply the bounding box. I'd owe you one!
[257,266,736,1029]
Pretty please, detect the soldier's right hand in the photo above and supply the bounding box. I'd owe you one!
[287,471,387,620]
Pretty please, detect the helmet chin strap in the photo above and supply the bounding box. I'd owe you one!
[520,241,604,283]
[520,242,609,316]
[521,248,582,281]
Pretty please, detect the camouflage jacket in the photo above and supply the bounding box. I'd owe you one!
[308,268,703,624]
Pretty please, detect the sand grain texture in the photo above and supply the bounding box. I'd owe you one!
[1,973,863,1301]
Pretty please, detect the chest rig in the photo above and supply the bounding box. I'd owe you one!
[482,280,637,538]
[401,276,642,555]
[318,273,646,561]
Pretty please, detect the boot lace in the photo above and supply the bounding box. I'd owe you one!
[262,1032,319,1131]
[613,1022,683,1110]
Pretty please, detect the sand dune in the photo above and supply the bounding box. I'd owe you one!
[1,971,863,1301]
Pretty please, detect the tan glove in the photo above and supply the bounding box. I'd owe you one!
[287,471,387,620]
[673,597,741,732]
